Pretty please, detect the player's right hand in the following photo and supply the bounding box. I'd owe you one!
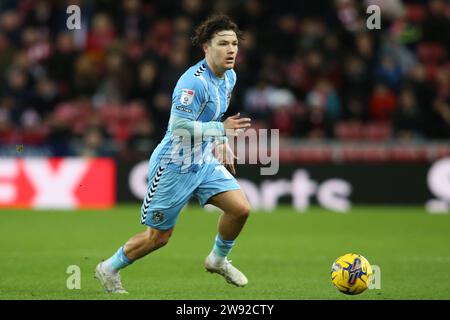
[213,141,238,175]
[223,113,251,136]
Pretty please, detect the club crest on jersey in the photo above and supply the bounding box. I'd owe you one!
[180,89,195,106]
[152,211,164,224]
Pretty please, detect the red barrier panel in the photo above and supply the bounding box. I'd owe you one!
[0,158,116,209]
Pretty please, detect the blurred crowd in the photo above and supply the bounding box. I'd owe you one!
[0,0,450,159]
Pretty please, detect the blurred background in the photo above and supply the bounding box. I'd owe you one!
[1,0,450,210]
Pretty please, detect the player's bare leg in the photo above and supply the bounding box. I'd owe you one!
[212,190,250,240]
[124,227,173,260]
[95,227,173,293]
[204,189,251,287]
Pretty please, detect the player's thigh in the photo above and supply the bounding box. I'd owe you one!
[141,166,195,230]
[207,189,251,216]
[194,164,242,209]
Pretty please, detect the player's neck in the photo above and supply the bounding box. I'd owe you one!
[205,57,225,79]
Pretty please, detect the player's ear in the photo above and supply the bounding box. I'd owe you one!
[202,42,208,54]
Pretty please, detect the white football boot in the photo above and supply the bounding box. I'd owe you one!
[94,262,128,294]
[204,256,248,287]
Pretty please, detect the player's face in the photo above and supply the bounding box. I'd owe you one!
[204,30,238,74]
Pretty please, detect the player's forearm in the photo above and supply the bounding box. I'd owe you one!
[170,115,225,138]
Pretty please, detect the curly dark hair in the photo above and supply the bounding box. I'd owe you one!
[191,14,243,47]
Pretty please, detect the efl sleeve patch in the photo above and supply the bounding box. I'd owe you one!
[175,105,192,113]
[180,89,195,106]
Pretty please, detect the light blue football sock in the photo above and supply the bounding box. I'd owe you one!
[212,234,235,257]
[102,246,134,273]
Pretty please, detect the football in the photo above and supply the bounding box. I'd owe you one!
[331,253,373,295]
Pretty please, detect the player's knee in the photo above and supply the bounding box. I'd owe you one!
[155,236,169,248]
[146,228,172,249]
[156,231,172,248]
[234,202,251,219]
[242,203,251,218]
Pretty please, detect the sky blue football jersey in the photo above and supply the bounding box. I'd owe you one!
[171,58,236,122]
[152,59,237,172]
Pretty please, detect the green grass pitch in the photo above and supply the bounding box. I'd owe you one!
[0,204,449,300]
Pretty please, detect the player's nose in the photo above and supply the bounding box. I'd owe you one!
[227,45,236,54]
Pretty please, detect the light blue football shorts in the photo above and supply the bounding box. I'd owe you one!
[140,159,241,231]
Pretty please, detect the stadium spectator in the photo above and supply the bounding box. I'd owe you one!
[369,82,398,122]
[305,78,341,121]
[74,127,112,157]
[422,0,450,51]
[46,32,78,97]
[429,98,450,138]
[393,87,424,139]
[375,54,403,91]
[243,79,274,122]
[0,0,449,156]
[132,59,159,102]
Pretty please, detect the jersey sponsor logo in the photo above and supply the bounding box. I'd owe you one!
[175,105,192,113]
[180,89,195,106]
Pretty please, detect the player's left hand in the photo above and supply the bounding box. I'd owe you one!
[214,141,238,175]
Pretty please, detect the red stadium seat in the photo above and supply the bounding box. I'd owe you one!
[341,146,390,163]
[99,103,122,124]
[341,146,364,162]
[279,148,296,163]
[361,147,390,163]
[291,147,333,163]
[362,122,392,141]
[107,121,131,143]
[424,63,440,82]
[334,121,363,140]
[124,102,147,122]
[405,4,427,24]
[390,146,427,162]
[417,43,446,64]
[53,102,78,123]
